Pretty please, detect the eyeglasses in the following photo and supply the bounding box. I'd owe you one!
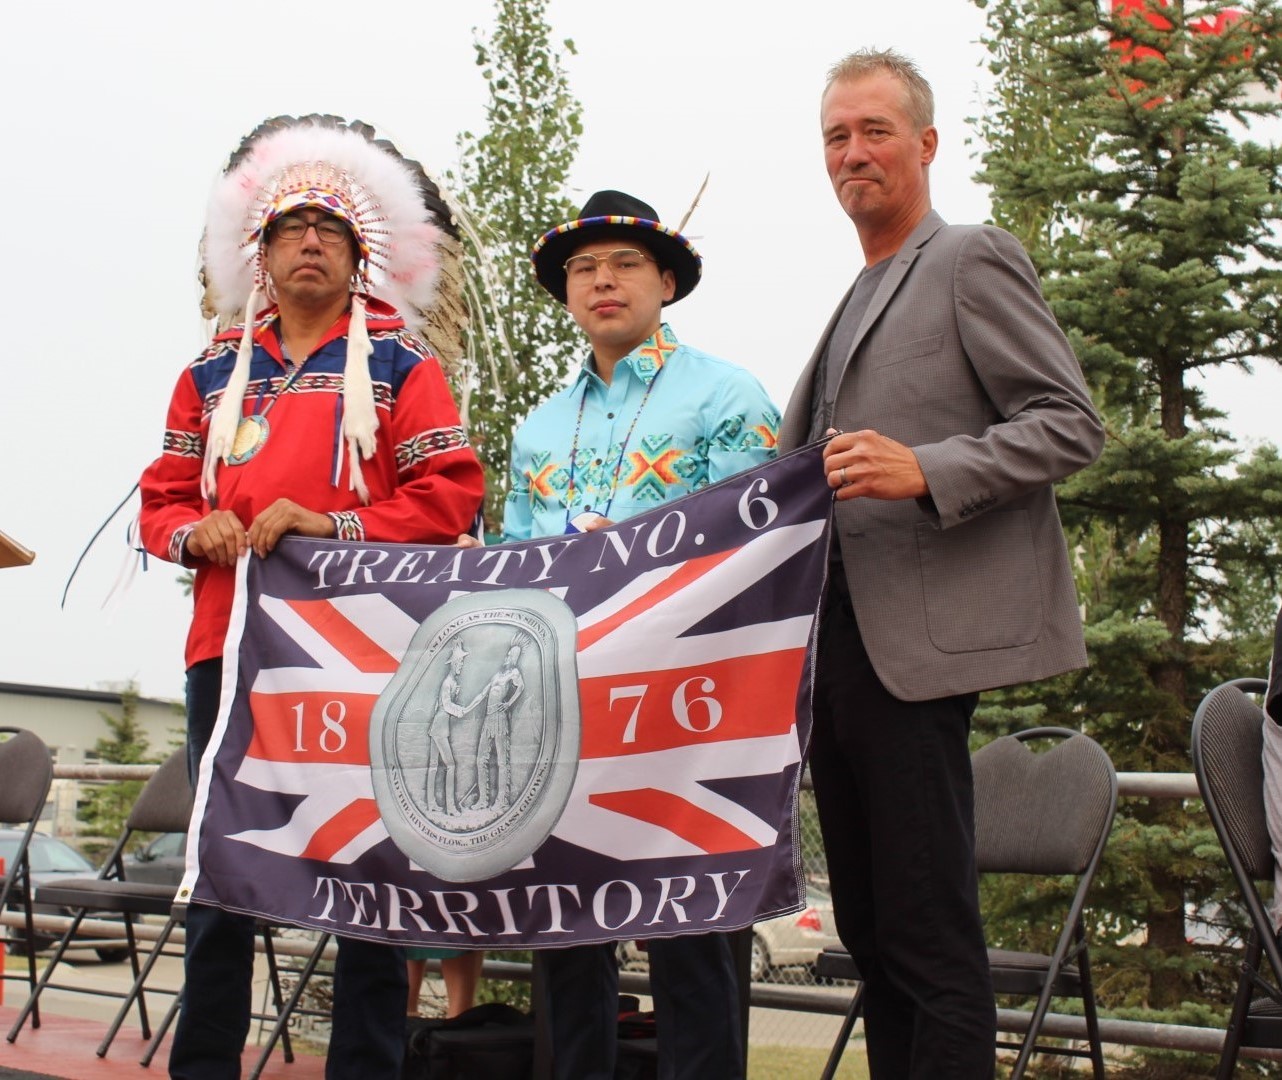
[563,248,655,281]
[271,216,351,244]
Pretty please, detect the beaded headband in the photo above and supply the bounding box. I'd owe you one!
[252,184,369,266]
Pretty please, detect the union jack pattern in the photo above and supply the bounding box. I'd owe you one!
[185,445,831,947]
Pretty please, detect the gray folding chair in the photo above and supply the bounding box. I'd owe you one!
[1191,676,1282,1078]
[978,726,1116,1077]
[0,727,54,1017]
[818,726,1117,1079]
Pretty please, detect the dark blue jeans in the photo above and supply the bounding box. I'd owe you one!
[170,658,407,1079]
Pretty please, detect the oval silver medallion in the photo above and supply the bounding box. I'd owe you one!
[369,588,581,882]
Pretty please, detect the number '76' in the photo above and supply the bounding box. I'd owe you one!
[607,679,723,743]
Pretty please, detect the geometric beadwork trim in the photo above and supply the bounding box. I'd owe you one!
[204,376,394,415]
[395,426,469,472]
[330,511,364,542]
[169,523,196,565]
[373,329,435,364]
[192,341,237,370]
[164,429,204,458]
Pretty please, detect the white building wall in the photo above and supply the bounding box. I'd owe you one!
[0,683,184,839]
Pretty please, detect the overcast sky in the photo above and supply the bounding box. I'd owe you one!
[3,0,1279,703]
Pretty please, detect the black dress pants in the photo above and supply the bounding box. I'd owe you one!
[541,933,744,1080]
[809,576,995,1079]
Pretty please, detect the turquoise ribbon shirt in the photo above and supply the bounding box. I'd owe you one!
[503,324,781,542]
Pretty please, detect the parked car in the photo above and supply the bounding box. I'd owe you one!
[618,880,843,982]
[0,828,126,960]
[122,830,188,887]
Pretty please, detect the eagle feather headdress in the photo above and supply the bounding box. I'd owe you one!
[199,115,480,503]
[62,115,510,610]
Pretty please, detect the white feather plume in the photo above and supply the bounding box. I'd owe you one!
[203,123,444,331]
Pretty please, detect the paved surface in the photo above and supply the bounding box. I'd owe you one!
[0,953,866,1078]
[0,952,325,1079]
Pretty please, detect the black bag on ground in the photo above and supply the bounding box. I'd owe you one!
[614,995,658,1080]
[403,1002,534,1080]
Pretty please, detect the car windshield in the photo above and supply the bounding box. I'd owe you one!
[0,835,94,874]
[150,832,185,858]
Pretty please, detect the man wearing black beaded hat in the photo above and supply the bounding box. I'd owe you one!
[507,189,780,1079]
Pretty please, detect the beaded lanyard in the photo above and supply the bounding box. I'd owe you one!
[226,342,313,466]
[563,363,664,528]
[257,355,310,412]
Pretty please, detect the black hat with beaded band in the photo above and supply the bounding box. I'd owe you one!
[530,190,702,306]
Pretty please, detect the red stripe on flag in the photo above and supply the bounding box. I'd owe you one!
[299,798,382,861]
[576,548,739,652]
[578,649,805,759]
[247,692,377,765]
[588,788,761,854]
[285,599,400,673]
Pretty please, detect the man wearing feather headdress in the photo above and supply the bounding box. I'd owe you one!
[502,189,780,1079]
[777,50,1103,1078]
[138,116,484,1079]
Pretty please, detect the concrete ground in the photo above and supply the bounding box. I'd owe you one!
[0,950,867,1078]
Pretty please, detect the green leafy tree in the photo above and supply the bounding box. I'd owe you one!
[971,0,1282,1043]
[79,686,161,858]
[449,0,584,529]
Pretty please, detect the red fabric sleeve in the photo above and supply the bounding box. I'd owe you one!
[339,355,484,545]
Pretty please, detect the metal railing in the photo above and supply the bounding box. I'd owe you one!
[35,763,1277,1063]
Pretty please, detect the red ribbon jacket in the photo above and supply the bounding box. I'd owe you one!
[140,299,484,669]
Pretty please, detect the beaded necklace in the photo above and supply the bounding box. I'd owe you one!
[562,360,664,529]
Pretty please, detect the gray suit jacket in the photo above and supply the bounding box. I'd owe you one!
[779,211,1104,702]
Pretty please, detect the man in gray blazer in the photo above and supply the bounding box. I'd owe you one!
[778,49,1104,1078]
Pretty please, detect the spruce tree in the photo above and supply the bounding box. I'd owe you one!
[79,687,158,859]
[972,0,1282,1035]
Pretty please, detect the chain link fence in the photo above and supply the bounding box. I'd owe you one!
[606,785,862,1076]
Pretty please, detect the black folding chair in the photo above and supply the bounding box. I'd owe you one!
[131,908,331,1076]
[0,727,54,1018]
[818,726,1117,1079]
[8,746,322,1070]
[7,747,194,1049]
[1191,676,1282,1078]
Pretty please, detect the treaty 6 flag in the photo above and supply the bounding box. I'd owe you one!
[182,442,832,948]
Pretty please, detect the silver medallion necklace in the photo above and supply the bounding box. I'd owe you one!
[227,342,308,466]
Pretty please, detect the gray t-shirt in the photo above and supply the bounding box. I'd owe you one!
[808,256,893,442]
